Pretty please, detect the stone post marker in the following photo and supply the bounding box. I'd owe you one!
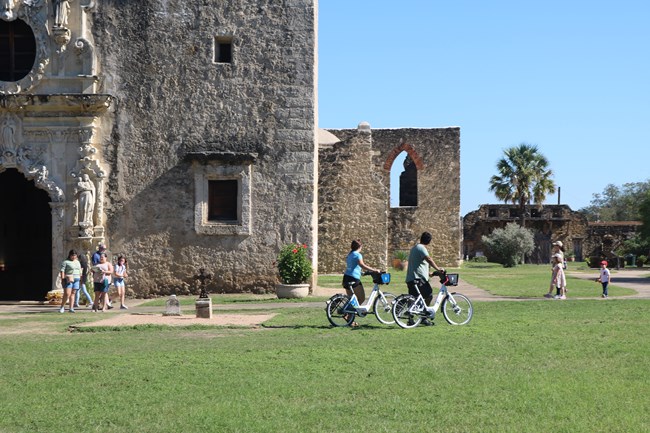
[163,295,181,316]
[194,268,213,319]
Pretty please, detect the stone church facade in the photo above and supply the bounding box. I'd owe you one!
[0,1,460,300]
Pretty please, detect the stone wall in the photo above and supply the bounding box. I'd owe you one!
[318,125,462,273]
[464,204,593,263]
[318,124,388,274]
[91,0,317,295]
[584,221,642,262]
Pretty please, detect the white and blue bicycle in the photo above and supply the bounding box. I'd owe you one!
[392,271,473,328]
[325,271,396,326]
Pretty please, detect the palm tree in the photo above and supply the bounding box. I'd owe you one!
[489,143,556,226]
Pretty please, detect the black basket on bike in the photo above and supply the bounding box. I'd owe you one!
[446,273,459,286]
[371,272,390,285]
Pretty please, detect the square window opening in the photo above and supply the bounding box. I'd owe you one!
[214,37,232,63]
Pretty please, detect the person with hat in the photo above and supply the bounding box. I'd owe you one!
[597,260,611,298]
[544,240,566,298]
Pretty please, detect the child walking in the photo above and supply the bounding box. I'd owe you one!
[598,260,611,298]
[114,255,129,309]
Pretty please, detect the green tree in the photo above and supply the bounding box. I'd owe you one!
[482,223,535,267]
[579,180,650,221]
[639,189,650,243]
[489,143,556,226]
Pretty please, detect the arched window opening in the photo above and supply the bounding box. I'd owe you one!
[0,19,37,82]
[390,151,418,207]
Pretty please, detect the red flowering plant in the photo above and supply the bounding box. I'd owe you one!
[277,243,313,284]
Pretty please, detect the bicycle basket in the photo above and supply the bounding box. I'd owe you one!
[446,273,459,286]
[372,272,390,285]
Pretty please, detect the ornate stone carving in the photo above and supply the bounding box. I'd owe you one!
[0,0,18,21]
[74,37,96,76]
[75,173,95,235]
[52,26,71,53]
[0,113,20,158]
[0,0,49,94]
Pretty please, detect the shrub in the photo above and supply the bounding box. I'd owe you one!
[637,255,646,267]
[393,250,409,261]
[471,256,488,263]
[277,243,313,284]
[482,223,535,267]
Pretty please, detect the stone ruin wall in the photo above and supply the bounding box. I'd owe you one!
[318,126,388,274]
[462,205,630,263]
[584,222,642,264]
[318,126,462,274]
[92,1,317,296]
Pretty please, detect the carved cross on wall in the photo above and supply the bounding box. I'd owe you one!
[195,268,212,298]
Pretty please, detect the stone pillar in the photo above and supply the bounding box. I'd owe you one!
[195,298,213,319]
[50,202,66,290]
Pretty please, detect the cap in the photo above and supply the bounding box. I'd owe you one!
[553,253,563,259]
[601,260,608,266]
[552,241,563,248]
[98,243,106,249]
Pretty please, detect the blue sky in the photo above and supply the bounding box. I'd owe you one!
[317,0,650,215]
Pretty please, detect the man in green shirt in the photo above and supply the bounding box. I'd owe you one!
[405,232,444,325]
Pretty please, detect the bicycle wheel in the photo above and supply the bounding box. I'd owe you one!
[442,293,473,325]
[373,292,396,325]
[392,295,422,329]
[326,294,356,327]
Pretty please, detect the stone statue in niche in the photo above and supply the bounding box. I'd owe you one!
[76,173,95,227]
[53,0,72,27]
[0,115,17,157]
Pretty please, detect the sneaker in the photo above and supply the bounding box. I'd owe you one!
[107,305,114,310]
[560,295,567,300]
[69,309,75,313]
[421,318,434,326]
[88,303,94,309]
[74,304,80,308]
[602,294,608,298]
[59,307,65,313]
[120,305,128,310]
[553,295,560,299]
[544,293,553,298]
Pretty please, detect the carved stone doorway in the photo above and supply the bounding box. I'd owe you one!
[0,169,52,300]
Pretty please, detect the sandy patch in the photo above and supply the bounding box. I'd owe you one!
[72,312,276,328]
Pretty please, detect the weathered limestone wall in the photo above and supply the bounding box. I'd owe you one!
[318,124,388,274]
[377,128,461,267]
[318,126,462,273]
[91,0,317,295]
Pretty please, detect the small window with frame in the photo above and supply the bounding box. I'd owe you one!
[192,156,253,236]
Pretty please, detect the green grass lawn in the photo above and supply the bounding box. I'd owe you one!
[1,299,649,433]
[456,262,637,298]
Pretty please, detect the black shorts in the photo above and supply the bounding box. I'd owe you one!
[407,279,433,299]
[342,275,362,290]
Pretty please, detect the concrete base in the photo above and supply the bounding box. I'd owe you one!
[195,298,213,319]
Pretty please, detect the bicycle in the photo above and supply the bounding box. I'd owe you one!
[325,271,396,326]
[392,270,473,328]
